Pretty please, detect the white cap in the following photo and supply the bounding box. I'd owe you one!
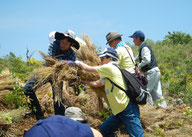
[65,107,84,121]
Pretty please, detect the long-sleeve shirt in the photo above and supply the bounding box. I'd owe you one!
[135,43,151,68]
[48,40,76,61]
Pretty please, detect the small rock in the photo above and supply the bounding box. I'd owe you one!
[172,99,184,105]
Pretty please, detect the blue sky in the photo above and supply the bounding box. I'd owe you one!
[0,0,191,61]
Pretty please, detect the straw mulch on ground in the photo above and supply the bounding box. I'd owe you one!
[0,69,27,137]
[0,69,14,91]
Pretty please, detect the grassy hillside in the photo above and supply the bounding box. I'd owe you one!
[132,40,192,106]
[0,39,192,136]
[0,41,192,106]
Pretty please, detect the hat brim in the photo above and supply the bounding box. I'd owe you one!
[97,52,118,60]
[129,35,134,38]
[97,53,106,58]
[72,118,88,124]
[63,33,80,50]
[70,117,84,121]
[72,40,80,50]
[106,34,122,45]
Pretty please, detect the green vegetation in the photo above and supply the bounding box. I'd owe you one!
[0,53,42,110]
[0,108,26,124]
[131,31,192,106]
[152,125,165,137]
[98,109,112,120]
[0,52,42,81]
[5,82,30,109]
[0,31,192,110]
[0,31,192,137]
[150,41,192,106]
[183,106,192,122]
[164,31,192,45]
[0,113,12,124]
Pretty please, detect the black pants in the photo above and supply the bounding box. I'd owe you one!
[23,79,65,116]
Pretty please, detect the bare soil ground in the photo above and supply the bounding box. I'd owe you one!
[0,74,192,137]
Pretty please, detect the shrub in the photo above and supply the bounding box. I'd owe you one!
[164,31,192,45]
[5,82,30,109]
[0,52,42,81]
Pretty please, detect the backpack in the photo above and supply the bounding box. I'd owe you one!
[107,66,149,105]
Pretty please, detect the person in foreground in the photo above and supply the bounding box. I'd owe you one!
[24,107,102,137]
[75,47,143,137]
[129,30,167,108]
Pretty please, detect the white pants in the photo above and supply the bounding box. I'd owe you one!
[145,67,167,108]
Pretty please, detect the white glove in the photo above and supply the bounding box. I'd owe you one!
[74,60,82,66]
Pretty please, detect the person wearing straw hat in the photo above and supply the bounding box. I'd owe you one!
[24,107,102,137]
[75,47,144,137]
[24,30,81,120]
[129,30,167,108]
[105,31,135,73]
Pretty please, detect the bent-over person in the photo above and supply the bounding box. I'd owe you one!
[75,47,144,137]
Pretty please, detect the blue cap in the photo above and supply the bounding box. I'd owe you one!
[97,47,118,60]
[129,30,145,38]
[24,115,94,137]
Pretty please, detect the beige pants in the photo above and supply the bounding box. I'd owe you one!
[145,67,167,108]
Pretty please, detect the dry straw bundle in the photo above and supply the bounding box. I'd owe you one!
[31,51,79,105]
[0,69,14,91]
[30,34,105,114]
[74,34,105,97]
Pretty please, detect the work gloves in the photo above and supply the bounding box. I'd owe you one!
[64,60,75,66]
